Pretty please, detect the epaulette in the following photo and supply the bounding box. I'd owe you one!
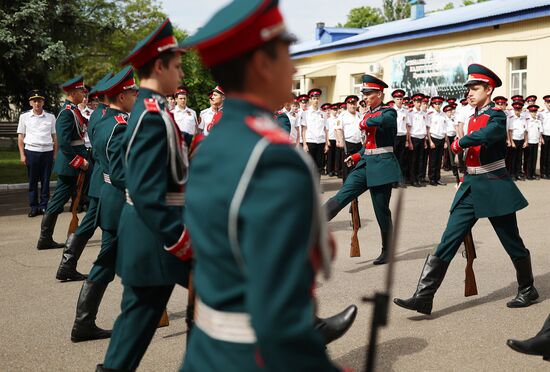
[408,109,413,112]
[144,98,161,113]
[114,115,127,125]
[65,104,73,110]
[245,115,291,145]
[382,105,391,109]
[492,107,502,111]
[427,111,433,115]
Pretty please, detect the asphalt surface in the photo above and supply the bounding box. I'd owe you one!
[1,173,549,371]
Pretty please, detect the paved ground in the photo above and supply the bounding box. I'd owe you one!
[1,172,549,371]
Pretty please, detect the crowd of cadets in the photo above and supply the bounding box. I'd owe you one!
[275,90,550,186]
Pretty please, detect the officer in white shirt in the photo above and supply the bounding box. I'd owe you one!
[525,104,543,179]
[172,86,198,139]
[301,88,328,177]
[443,104,458,177]
[338,95,362,179]
[426,97,448,185]
[199,86,224,136]
[17,90,58,217]
[420,96,432,182]
[324,103,340,177]
[295,94,309,145]
[508,101,528,180]
[540,95,550,178]
[287,98,300,145]
[392,89,410,186]
[408,93,428,187]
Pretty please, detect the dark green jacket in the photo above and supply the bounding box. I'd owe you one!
[52,100,88,177]
[184,97,338,372]
[353,105,401,187]
[117,88,190,286]
[275,111,291,133]
[94,108,127,231]
[452,104,528,217]
[87,102,109,198]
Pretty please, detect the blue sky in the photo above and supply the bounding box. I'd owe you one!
[161,0,468,42]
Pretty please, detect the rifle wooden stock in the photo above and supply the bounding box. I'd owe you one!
[186,272,195,343]
[464,231,478,297]
[157,309,170,328]
[350,198,361,257]
[67,170,86,237]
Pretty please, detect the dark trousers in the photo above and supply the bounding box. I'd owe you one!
[435,189,529,262]
[510,140,525,178]
[540,135,550,176]
[74,197,98,240]
[24,149,53,210]
[103,284,174,370]
[410,137,425,182]
[342,141,362,180]
[505,145,514,174]
[306,142,325,176]
[526,143,539,178]
[88,229,117,285]
[394,135,408,182]
[421,144,429,180]
[428,137,445,182]
[46,175,76,215]
[326,139,342,175]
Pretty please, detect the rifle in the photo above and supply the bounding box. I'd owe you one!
[67,170,86,237]
[186,270,195,343]
[158,309,169,328]
[340,122,361,257]
[362,189,403,372]
[445,135,478,297]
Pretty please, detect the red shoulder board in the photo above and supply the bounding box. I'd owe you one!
[382,105,390,109]
[245,115,292,145]
[114,115,127,125]
[427,111,433,115]
[492,107,502,111]
[144,98,161,113]
[65,104,72,110]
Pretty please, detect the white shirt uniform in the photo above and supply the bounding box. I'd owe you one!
[455,104,475,134]
[445,115,456,136]
[408,108,428,139]
[296,109,307,143]
[301,108,326,144]
[540,109,550,136]
[327,116,338,141]
[395,106,409,136]
[339,110,362,144]
[427,111,447,139]
[17,110,57,152]
[526,118,543,144]
[172,105,198,135]
[199,107,218,137]
[508,114,527,141]
[79,107,93,148]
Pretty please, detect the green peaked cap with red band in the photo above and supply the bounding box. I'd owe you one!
[361,74,388,94]
[61,76,85,92]
[464,63,502,88]
[102,66,137,97]
[122,18,185,69]
[181,0,296,67]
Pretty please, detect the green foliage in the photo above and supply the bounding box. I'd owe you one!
[342,6,385,28]
[443,2,455,10]
[0,0,215,118]
[382,0,411,22]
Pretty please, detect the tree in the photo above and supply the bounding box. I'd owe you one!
[463,0,490,5]
[341,6,385,28]
[382,0,411,22]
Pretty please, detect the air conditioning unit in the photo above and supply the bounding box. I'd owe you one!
[367,63,382,75]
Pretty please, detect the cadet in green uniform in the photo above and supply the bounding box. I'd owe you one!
[55,71,113,281]
[394,64,539,315]
[70,67,137,343]
[182,1,354,370]
[37,76,89,250]
[324,74,402,266]
[98,19,192,372]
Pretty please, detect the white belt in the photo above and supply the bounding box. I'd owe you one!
[103,173,111,184]
[364,146,393,155]
[70,140,85,146]
[467,159,506,175]
[125,189,184,206]
[195,298,256,344]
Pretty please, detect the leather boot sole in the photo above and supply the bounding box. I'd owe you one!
[56,268,88,282]
[506,288,539,308]
[507,339,550,360]
[71,330,112,343]
[393,298,432,315]
[37,241,65,250]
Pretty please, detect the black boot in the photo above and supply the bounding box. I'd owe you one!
[507,254,539,308]
[373,231,390,265]
[315,305,357,345]
[393,255,449,315]
[36,213,65,250]
[71,280,111,342]
[507,314,550,360]
[56,233,88,281]
[95,364,132,372]
[325,198,341,221]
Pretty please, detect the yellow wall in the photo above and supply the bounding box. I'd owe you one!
[293,17,550,102]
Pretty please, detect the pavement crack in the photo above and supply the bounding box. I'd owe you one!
[7,257,49,269]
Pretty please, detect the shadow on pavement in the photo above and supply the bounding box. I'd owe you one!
[403,271,550,321]
[334,336,428,371]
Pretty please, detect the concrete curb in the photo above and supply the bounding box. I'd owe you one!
[0,181,56,193]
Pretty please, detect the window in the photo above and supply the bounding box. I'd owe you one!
[509,57,527,97]
[351,74,363,96]
[292,80,301,96]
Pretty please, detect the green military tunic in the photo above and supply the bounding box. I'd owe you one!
[103,89,191,371]
[46,100,89,215]
[326,105,401,234]
[275,110,291,133]
[434,103,529,262]
[183,97,338,371]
